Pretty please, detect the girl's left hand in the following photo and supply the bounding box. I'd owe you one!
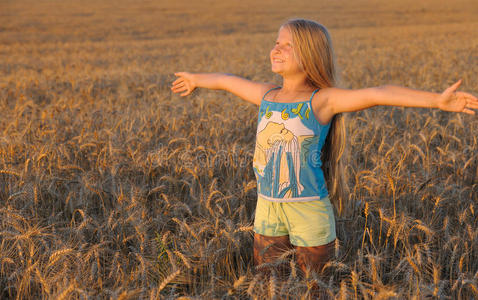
[171,72,197,96]
[437,80,478,115]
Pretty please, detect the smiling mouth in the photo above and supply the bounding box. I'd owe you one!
[272,58,284,63]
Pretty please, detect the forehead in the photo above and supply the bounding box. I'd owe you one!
[276,26,292,41]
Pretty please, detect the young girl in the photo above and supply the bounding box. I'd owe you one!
[171,19,478,276]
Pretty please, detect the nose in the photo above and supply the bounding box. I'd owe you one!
[272,44,281,54]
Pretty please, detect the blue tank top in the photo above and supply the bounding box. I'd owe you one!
[253,87,331,202]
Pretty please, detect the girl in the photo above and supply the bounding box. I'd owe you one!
[171,19,478,276]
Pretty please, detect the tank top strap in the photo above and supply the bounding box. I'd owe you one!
[262,86,281,101]
[309,88,320,101]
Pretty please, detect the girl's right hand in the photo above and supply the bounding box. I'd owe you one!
[171,72,196,96]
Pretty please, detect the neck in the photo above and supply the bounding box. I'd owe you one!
[280,74,312,93]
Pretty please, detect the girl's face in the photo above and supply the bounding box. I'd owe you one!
[270,26,302,76]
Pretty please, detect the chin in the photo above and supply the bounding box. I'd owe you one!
[271,67,283,75]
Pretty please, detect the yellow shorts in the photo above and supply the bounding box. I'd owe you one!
[253,195,336,247]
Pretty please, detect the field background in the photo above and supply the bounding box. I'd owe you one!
[1,0,478,299]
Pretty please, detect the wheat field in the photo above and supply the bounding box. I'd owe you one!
[1,0,478,299]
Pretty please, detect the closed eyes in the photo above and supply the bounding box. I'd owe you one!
[275,42,293,48]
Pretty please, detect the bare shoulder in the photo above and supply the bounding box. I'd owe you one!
[259,83,280,96]
[224,76,278,106]
[310,87,338,125]
[318,87,351,101]
[252,83,280,105]
[313,86,378,114]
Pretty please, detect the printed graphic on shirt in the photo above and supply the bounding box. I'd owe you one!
[259,103,311,121]
[253,108,320,199]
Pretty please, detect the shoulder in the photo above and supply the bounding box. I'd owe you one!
[310,87,341,125]
[316,87,376,103]
[222,77,278,106]
[314,87,379,115]
[259,84,280,100]
[312,87,345,103]
[261,83,280,94]
[315,87,347,101]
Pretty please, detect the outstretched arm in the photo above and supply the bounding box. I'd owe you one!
[323,79,478,116]
[171,72,275,106]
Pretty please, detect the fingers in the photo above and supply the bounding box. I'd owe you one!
[449,79,462,92]
[172,77,183,85]
[443,80,478,115]
[442,79,462,99]
[171,83,189,94]
[171,75,188,94]
[171,83,185,93]
[171,72,194,96]
[460,92,478,104]
[466,100,478,110]
[171,82,192,96]
[459,92,478,111]
[171,79,184,90]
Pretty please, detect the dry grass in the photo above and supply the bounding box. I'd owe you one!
[1,0,478,298]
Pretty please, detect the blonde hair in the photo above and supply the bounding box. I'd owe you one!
[283,18,348,214]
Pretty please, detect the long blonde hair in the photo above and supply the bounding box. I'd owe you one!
[283,18,348,214]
